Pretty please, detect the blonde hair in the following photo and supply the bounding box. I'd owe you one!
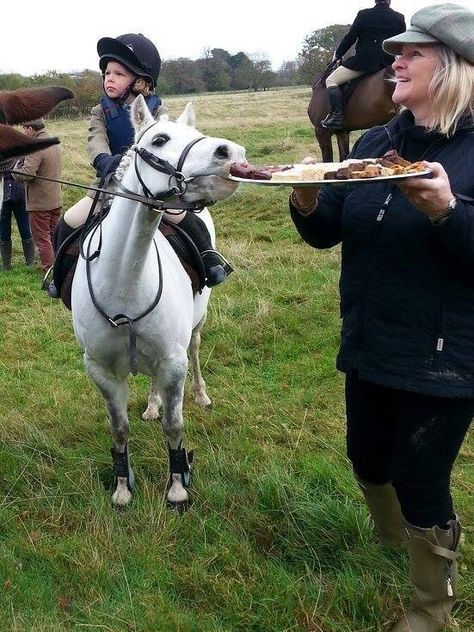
[132,77,152,97]
[428,44,474,136]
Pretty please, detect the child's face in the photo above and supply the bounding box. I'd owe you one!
[103,61,136,99]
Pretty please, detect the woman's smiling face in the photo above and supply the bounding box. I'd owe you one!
[392,44,439,124]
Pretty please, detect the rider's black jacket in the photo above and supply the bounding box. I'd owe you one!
[336,3,406,73]
[290,111,474,397]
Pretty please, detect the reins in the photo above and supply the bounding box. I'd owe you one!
[6,168,208,212]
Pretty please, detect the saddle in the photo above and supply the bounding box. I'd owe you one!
[53,216,206,311]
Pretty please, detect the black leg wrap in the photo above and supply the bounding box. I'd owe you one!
[111,444,134,492]
[168,443,193,488]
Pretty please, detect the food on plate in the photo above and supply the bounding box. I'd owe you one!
[229,151,427,183]
[229,161,291,180]
[270,163,340,181]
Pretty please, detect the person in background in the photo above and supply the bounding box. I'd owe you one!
[54,33,228,290]
[0,172,35,270]
[321,0,405,130]
[290,4,474,631]
[13,118,62,283]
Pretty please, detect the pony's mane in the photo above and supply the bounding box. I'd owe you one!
[114,148,134,182]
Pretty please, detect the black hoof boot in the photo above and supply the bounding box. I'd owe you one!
[167,444,193,512]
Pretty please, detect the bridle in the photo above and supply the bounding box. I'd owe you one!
[114,121,215,213]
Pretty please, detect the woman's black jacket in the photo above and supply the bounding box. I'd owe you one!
[290,111,474,397]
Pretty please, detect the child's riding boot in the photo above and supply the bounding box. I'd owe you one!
[321,87,344,130]
[356,478,406,546]
[0,240,12,270]
[53,216,76,253]
[390,518,461,632]
[22,238,35,266]
[45,216,78,298]
[179,212,232,288]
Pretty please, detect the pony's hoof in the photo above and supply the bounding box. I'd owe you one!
[112,477,133,508]
[195,393,212,408]
[142,405,160,421]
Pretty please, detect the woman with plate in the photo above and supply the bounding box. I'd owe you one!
[289,4,474,631]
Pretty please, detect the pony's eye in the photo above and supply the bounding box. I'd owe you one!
[215,144,230,159]
[152,134,170,147]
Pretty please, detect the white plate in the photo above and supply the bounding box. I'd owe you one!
[229,169,432,186]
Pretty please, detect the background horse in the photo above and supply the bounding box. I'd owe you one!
[0,86,74,205]
[307,68,397,162]
[72,96,245,511]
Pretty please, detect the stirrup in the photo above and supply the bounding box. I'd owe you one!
[321,114,344,130]
[202,250,233,287]
[41,266,60,298]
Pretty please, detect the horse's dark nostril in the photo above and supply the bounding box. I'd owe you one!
[215,145,230,159]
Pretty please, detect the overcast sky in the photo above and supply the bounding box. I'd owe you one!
[3,0,473,75]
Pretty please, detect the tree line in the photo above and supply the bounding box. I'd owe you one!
[0,25,350,117]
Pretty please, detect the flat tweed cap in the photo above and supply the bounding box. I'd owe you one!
[383,3,474,63]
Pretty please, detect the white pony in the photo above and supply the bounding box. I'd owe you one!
[71,96,245,510]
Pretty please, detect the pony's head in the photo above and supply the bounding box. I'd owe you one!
[128,95,245,204]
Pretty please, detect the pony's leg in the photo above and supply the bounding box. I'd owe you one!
[142,379,162,420]
[315,129,333,162]
[159,354,192,510]
[189,313,212,408]
[336,132,350,162]
[85,356,133,508]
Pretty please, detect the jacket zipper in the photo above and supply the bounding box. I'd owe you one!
[433,299,445,370]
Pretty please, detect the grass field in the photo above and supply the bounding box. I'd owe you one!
[0,87,472,632]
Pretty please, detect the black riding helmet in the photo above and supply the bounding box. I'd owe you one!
[97,33,161,89]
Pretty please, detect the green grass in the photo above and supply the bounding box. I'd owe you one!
[0,88,472,631]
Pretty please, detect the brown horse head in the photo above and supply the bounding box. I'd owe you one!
[0,86,73,165]
[307,67,397,162]
[0,86,73,125]
[0,124,60,163]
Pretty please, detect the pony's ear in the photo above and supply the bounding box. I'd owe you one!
[153,104,168,122]
[176,102,195,128]
[131,95,155,136]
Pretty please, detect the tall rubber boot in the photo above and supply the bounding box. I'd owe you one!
[321,86,344,130]
[22,238,35,266]
[178,212,232,287]
[391,519,461,632]
[0,240,12,270]
[357,478,406,546]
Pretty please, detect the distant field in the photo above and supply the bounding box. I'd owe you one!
[0,87,472,631]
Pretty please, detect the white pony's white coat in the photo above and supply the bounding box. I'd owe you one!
[71,96,245,508]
